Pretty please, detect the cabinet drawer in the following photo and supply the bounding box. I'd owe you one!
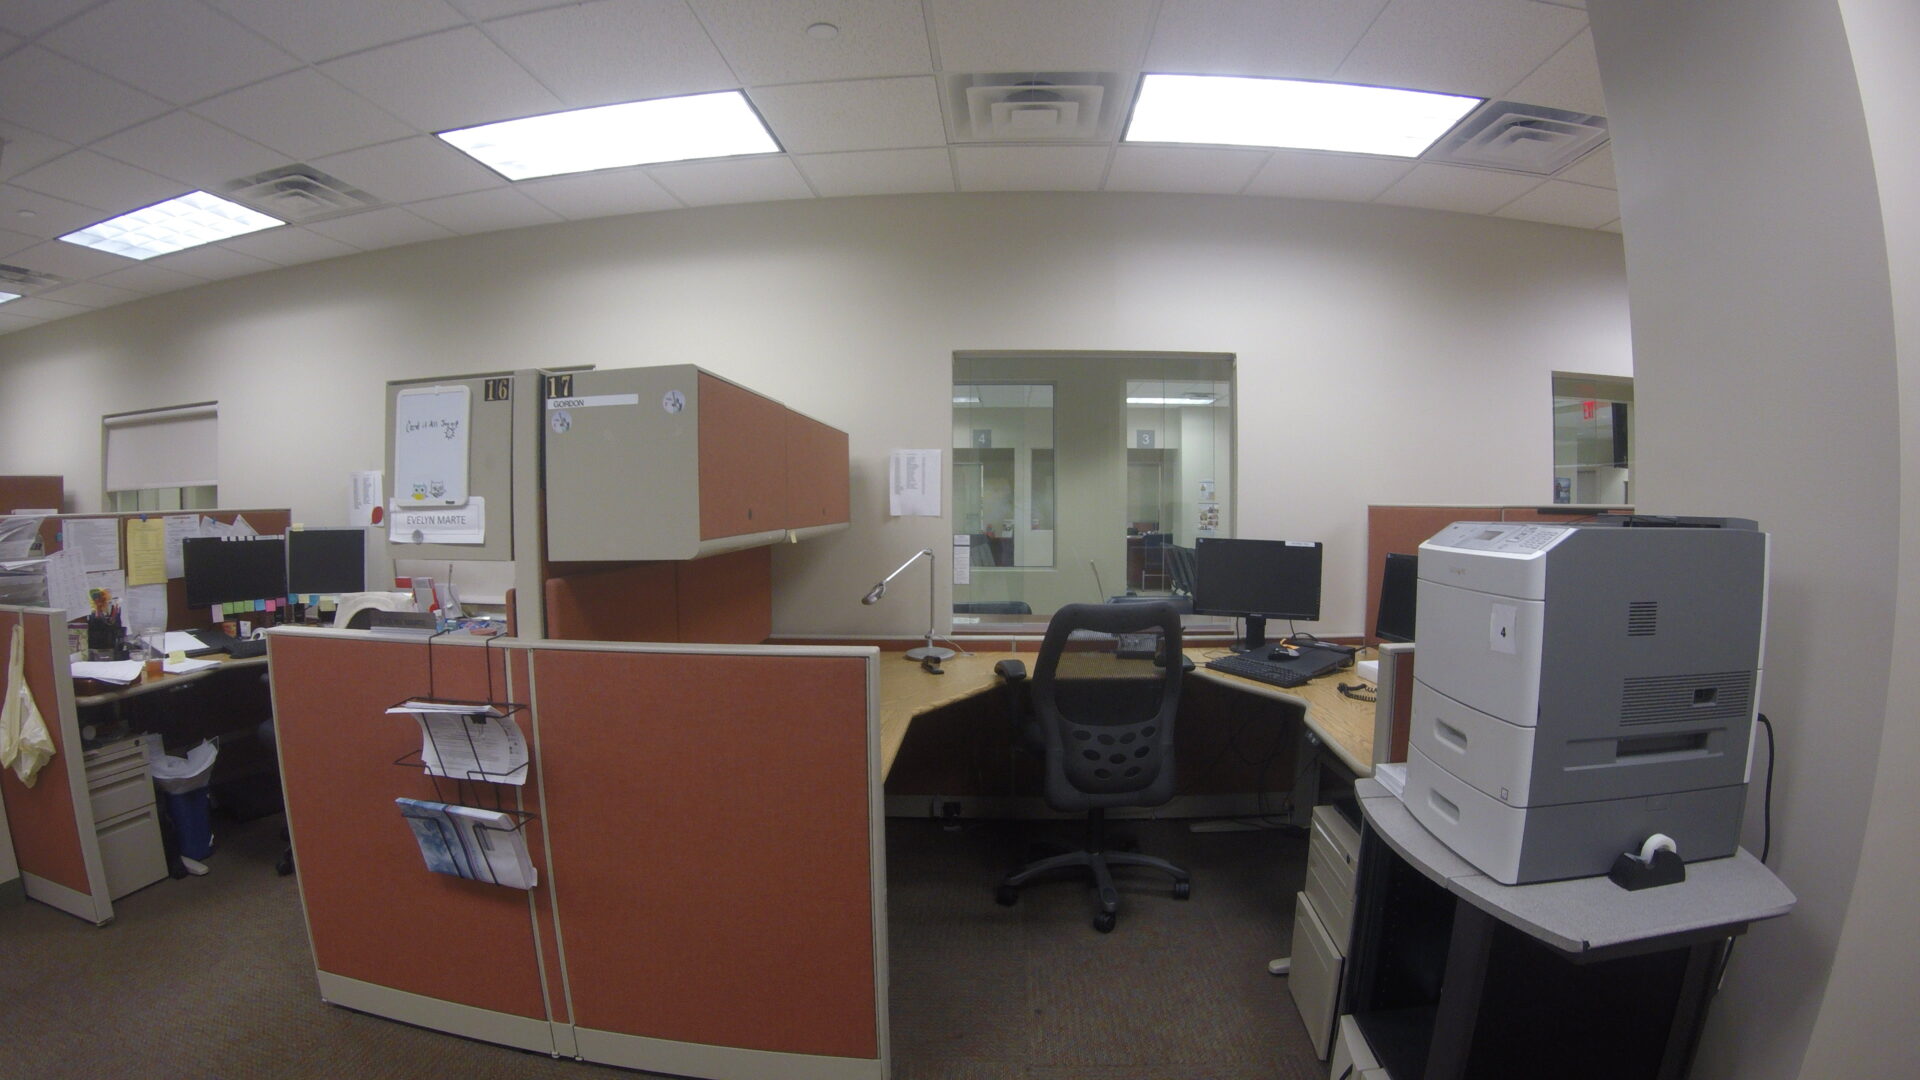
[1310,804,1360,875]
[89,767,156,823]
[1288,891,1344,1060]
[84,738,147,780]
[95,806,169,900]
[1331,1014,1382,1079]
[1304,839,1355,952]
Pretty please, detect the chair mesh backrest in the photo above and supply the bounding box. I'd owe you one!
[1033,603,1183,805]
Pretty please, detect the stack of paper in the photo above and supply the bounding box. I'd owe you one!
[71,660,145,685]
[387,701,528,784]
[395,798,537,889]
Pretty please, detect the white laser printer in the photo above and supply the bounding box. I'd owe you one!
[1402,517,1767,884]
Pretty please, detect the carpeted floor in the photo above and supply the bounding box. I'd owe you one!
[0,811,1324,1079]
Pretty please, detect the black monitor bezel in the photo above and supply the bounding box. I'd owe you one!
[182,535,288,609]
[286,528,368,596]
[1192,537,1324,650]
[1375,552,1418,643]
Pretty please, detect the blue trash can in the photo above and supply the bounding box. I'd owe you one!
[165,786,214,859]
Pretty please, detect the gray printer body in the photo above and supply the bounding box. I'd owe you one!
[1402,519,1768,885]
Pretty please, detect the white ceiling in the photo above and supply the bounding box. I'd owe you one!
[0,0,1613,336]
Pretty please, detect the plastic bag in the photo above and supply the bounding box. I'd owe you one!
[148,738,218,794]
[1,625,57,786]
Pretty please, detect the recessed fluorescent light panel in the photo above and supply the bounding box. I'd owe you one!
[59,192,283,260]
[1126,74,1481,157]
[1127,396,1216,406]
[0,291,19,303]
[439,92,780,181]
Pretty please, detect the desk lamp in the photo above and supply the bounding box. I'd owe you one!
[861,548,955,662]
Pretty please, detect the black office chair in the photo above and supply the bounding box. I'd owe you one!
[993,602,1190,932]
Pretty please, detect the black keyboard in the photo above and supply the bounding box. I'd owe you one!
[1206,650,1345,688]
[225,638,267,659]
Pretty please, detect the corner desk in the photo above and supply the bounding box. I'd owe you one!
[877,645,1379,783]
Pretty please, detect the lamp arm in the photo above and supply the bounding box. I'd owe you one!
[878,548,934,588]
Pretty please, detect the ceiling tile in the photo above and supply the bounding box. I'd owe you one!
[94,261,210,294]
[1105,146,1267,194]
[794,147,953,197]
[487,0,738,109]
[0,30,17,53]
[0,294,92,321]
[445,0,559,17]
[0,122,76,183]
[43,0,300,106]
[312,136,502,204]
[318,26,562,132]
[146,242,283,280]
[0,313,45,335]
[1244,150,1414,202]
[690,0,933,85]
[648,156,814,207]
[0,1,109,38]
[1143,0,1392,80]
[516,169,683,220]
[12,149,182,214]
[13,237,153,279]
[93,111,293,190]
[1337,0,1588,99]
[928,0,1157,74]
[33,279,148,309]
[1505,27,1604,115]
[952,145,1109,192]
[302,206,455,250]
[1600,218,1621,234]
[0,46,171,144]
[218,224,362,265]
[1374,162,1541,215]
[751,77,944,154]
[0,224,39,258]
[1555,143,1613,188]
[0,184,114,239]
[406,186,563,234]
[192,69,418,162]
[208,0,469,64]
[1492,178,1617,229]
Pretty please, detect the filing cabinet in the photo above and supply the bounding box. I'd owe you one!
[83,739,167,900]
[1288,803,1362,1059]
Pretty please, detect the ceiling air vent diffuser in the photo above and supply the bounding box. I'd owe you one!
[1427,100,1608,176]
[219,165,381,224]
[945,72,1121,142]
[0,264,68,292]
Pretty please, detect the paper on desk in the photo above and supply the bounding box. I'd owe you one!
[44,548,88,621]
[161,631,204,653]
[888,449,941,516]
[163,657,221,675]
[124,517,168,586]
[71,660,144,684]
[65,518,122,572]
[391,705,528,784]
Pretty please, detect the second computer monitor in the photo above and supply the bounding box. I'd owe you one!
[287,528,367,596]
[1375,552,1418,643]
[1193,537,1323,651]
[182,536,288,609]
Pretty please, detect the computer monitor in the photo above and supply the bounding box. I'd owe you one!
[182,536,288,609]
[287,528,367,595]
[1375,552,1418,643]
[1192,537,1323,651]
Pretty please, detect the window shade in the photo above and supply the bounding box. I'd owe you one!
[104,404,217,490]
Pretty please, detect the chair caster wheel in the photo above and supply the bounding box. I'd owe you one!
[1173,881,1191,900]
[1093,911,1116,933]
[995,884,1019,906]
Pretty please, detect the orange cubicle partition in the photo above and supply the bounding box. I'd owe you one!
[0,606,113,924]
[267,628,886,1080]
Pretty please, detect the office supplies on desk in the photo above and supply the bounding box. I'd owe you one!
[1206,648,1346,689]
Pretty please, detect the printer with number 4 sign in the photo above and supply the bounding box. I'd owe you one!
[1402,517,1767,885]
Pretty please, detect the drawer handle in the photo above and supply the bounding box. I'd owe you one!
[1434,718,1468,752]
[1427,789,1461,823]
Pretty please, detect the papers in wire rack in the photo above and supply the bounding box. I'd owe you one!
[395,797,537,889]
[387,700,528,785]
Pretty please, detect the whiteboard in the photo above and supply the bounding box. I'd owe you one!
[392,386,470,507]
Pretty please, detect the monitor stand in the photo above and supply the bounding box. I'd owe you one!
[1232,615,1270,654]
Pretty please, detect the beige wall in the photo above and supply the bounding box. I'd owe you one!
[0,192,1629,640]
[1592,0,1914,1075]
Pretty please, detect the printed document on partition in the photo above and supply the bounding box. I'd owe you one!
[889,449,942,516]
[44,548,89,621]
[121,584,168,638]
[124,518,168,586]
[444,805,537,889]
[952,535,971,585]
[161,514,201,578]
[389,702,528,785]
[349,470,383,526]
[393,385,471,508]
[66,517,122,572]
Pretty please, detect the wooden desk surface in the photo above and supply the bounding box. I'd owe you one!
[71,653,269,708]
[878,647,1376,780]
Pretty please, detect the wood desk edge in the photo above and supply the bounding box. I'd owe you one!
[878,647,1375,780]
[71,653,270,707]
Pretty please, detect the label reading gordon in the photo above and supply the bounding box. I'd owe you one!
[546,393,640,410]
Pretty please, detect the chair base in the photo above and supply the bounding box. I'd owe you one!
[995,809,1190,932]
